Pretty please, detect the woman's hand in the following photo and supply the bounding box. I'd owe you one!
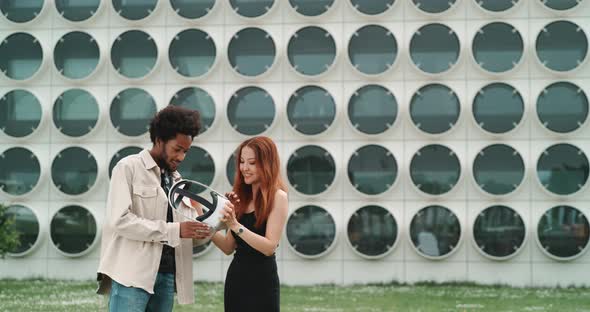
[225,191,240,206]
[221,201,239,230]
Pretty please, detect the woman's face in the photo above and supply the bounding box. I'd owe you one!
[239,146,259,185]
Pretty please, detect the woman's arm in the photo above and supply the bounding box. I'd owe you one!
[211,230,237,255]
[225,190,288,257]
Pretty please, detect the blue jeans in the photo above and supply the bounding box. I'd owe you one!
[109,273,175,312]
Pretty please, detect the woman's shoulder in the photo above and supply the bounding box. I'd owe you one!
[274,189,287,201]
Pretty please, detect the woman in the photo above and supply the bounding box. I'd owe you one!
[212,136,288,312]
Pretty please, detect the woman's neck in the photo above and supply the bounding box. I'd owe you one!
[251,183,260,199]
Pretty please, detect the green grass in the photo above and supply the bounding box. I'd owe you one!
[0,280,589,311]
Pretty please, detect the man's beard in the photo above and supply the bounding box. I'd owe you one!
[156,150,172,172]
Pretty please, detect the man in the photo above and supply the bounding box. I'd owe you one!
[97,106,222,311]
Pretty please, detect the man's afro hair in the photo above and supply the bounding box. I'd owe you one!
[149,105,201,143]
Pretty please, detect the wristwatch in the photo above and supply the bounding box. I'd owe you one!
[234,226,245,236]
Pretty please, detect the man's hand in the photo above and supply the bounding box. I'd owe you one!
[180,221,210,239]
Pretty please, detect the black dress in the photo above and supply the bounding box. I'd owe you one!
[224,212,280,312]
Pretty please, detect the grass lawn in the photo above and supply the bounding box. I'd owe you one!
[0,280,589,311]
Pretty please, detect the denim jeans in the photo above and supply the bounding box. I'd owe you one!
[109,273,175,312]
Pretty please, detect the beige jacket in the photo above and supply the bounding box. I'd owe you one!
[96,149,198,304]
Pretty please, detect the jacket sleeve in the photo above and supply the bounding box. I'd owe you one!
[107,161,180,247]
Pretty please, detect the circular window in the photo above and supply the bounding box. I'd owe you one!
[109,146,142,178]
[111,30,158,79]
[0,147,40,196]
[55,0,100,22]
[536,21,588,72]
[538,205,589,260]
[0,0,44,23]
[51,147,98,195]
[226,151,236,185]
[473,205,526,259]
[472,22,524,73]
[475,0,519,12]
[5,205,40,256]
[347,205,397,258]
[50,205,97,255]
[288,26,336,76]
[410,205,461,258]
[286,205,337,258]
[228,28,276,77]
[53,89,99,137]
[289,0,334,16]
[169,29,216,78]
[473,82,524,134]
[410,84,460,135]
[170,0,215,19]
[110,88,157,137]
[410,23,460,74]
[348,25,397,75]
[350,0,395,15]
[287,85,336,136]
[229,0,274,18]
[348,85,398,135]
[112,0,157,20]
[410,144,461,196]
[537,82,588,134]
[0,89,42,138]
[178,146,215,194]
[348,144,397,195]
[412,0,457,14]
[537,143,589,196]
[54,31,99,80]
[227,86,275,136]
[171,87,215,134]
[287,145,336,196]
[0,32,43,81]
[473,144,525,196]
[541,0,581,11]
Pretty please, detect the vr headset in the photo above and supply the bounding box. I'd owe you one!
[168,179,229,246]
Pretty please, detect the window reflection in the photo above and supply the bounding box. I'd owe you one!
[538,206,589,259]
[410,83,459,135]
[348,85,397,135]
[347,205,397,257]
[410,144,461,195]
[537,82,588,134]
[287,85,336,135]
[288,26,336,76]
[473,83,524,134]
[286,205,336,257]
[347,144,397,195]
[537,144,589,196]
[228,28,276,77]
[0,89,42,138]
[50,205,97,255]
[473,144,525,196]
[227,86,275,136]
[5,205,40,255]
[410,205,461,258]
[0,147,41,196]
[51,147,98,195]
[473,205,525,258]
[287,145,336,195]
[410,24,460,74]
[536,21,588,72]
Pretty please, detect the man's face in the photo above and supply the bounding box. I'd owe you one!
[156,134,192,172]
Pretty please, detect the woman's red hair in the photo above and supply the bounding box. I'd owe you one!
[233,136,286,228]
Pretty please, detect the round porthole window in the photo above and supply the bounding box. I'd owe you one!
[537,82,588,134]
[289,0,334,16]
[229,0,275,18]
[54,31,100,80]
[410,205,461,258]
[5,205,41,256]
[347,144,397,195]
[348,25,397,75]
[286,205,337,258]
[111,30,158,79]
[169,29,216,78]
[112,0,157,21]
[50,205,97,256]
[177,146,215,194]
[53,89,99,137]
[473,82,524,135]
[0,32,43,81]
[55,0,100,22]
[287,85,336,136]
[170,0,215,19]
[350,0,395,15]
[347,205,397,258]
[0,147,41,196]
[410,23,460,74]
[348,85,398,135]
[537,205,589,260]
[110,88,157,137]
[227,87,275,136]
[1,0,44,23]
[472,22,524,74]
[410,83,460,135]
[536,21,588,73]
[410,144,461,196]
[536,143,589,196]
[0,89,42,138]
[287,145,336,196]
[473,144,525,196]
[51,147,98,196]
[473,205,526,259]
[412,0,457,14]
[228,28,276,77]
[541,0,582,11]
[109,146,142,178]
[475,0,519,12]
[288,26,336,76]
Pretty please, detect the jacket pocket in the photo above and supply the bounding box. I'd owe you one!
[132,185,159,219]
